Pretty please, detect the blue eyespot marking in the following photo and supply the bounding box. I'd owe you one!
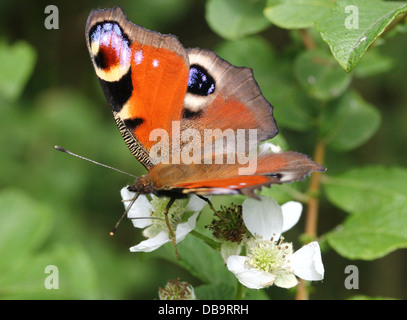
[187,65,215,96]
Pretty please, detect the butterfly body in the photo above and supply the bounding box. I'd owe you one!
[86,7,325,198]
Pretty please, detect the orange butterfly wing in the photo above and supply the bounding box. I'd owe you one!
[86,7,189,169]
[86,7,325,197]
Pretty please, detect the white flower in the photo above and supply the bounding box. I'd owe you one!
[258,141,282,155]
[121,187,206,253]
[226,196,324,289]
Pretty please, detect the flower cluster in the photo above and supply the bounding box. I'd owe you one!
[158,278,196,300]
[121,187,324,290]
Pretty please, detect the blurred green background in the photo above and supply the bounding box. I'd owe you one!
[0,0,406,299]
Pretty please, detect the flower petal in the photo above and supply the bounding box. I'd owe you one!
[226,255,248,274]
[186,194,208,212]
[258,141,282,155]
[142,224,161,239]
[129,230,169,252]
[227,255,276,289]
[121,187,153,228]
[290,241,324,281]
[274,272,298,289]
[243,196,283,241]
[175,212,199,243]
[281,201,302,233]
[220,241,242,264]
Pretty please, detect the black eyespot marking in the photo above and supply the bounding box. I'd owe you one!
[182,108,203,119]
[94,50,108,69]
[124,118,144,131]
[187,64,215,96]
[98,68,133,112]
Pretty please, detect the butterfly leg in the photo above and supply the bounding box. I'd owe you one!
[196,195,221,218]
[163,197,179,260]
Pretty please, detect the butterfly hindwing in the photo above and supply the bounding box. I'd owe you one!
[181,49,279,155]
[148,152,325,196]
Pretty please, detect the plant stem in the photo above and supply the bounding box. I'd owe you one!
[235,281,246,300]
[305,138,325,238]
[296,280,309,300]
[300,29,316,50]
[296,138,325,300]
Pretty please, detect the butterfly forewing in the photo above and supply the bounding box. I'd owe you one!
[86,7,189,169]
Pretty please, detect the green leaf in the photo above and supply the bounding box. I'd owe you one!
[195,283,236,300]
[0,188,53,262]
[294,49,353,101]
[272,88,316,131]
[0,244,101,299]
[326,201,407,260]
[245,288,270,299]
[206,0,271,40]
[323,166,407,215]
[216,36,275,69]
[264,0,334,29]
[43,244,100,299]
[319,91,381,151]
[315,0,407,72]
[0,40,36,101]
[176,232,235,285]
[324,167,407,260]
[353,47,394,78]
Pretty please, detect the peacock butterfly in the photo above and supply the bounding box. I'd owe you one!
[85,7,325,204]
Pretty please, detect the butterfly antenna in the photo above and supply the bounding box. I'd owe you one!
[110,192,140,236]
[54,145,137,178]
[112,195,165,236]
